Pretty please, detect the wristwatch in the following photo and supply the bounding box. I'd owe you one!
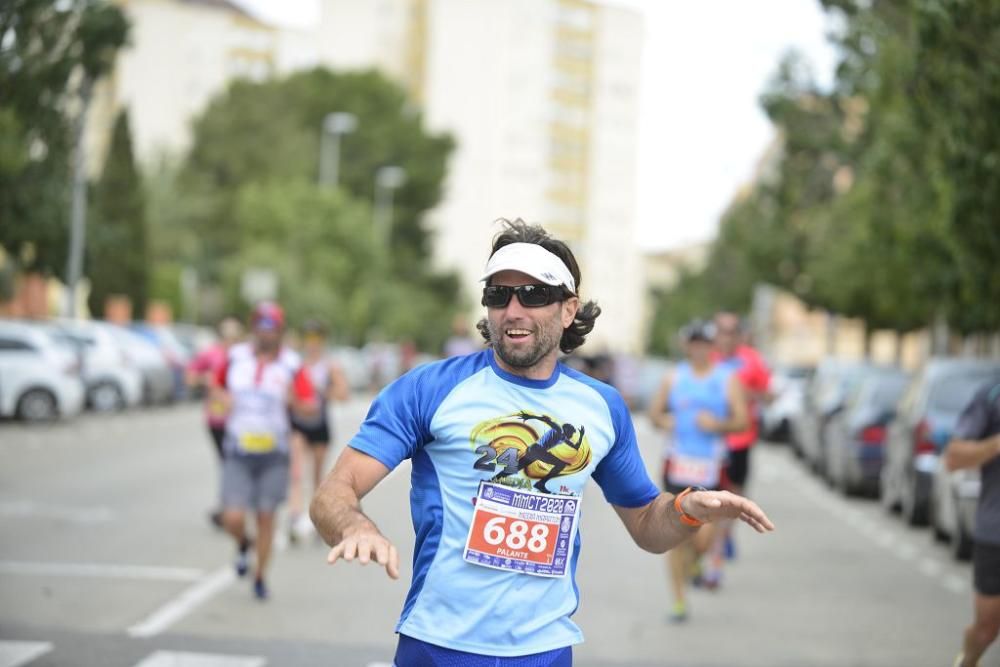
[674,486,708,527]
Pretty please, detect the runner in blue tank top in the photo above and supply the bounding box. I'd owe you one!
[310,220,773,666]
[649,320,747,621]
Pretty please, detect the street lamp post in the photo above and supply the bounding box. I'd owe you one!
[318,112,357,188]
[372,165,407,249]
[370,166,406,337]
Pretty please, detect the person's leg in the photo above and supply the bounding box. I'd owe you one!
[668,545,689,620]
[251,455,289,598]
[287,430,306,526]
[220,456,253,574]
[254,511,275,581]
[311,443,328,499]
[961,594,1000,666]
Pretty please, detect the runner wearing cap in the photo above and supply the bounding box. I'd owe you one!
[648,320,747,621]
[310,219,773,665]
[211,301,318,599]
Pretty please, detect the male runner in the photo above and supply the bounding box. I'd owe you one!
[212,302,317,599]
[311,220,774,666]
[945,380,1000,667]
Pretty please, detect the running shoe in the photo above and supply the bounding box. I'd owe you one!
[253,577,268,600]
[701,571,722,591]
[235,539,251,578]
[724,534,736,560]
[668,601,688,624]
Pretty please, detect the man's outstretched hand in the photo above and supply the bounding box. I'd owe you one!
[681,489,775,533]
[326,526,400,580]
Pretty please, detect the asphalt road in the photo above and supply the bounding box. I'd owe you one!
[0,397,995,667]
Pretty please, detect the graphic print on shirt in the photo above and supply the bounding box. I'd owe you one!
[469,411,592,494]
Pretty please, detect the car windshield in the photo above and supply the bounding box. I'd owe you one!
[850,373,908,411]
[929,371,1000,415]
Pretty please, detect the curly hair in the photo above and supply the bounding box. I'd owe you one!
[476,219,601,354]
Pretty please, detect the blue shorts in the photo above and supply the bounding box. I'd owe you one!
[394,634,573,667]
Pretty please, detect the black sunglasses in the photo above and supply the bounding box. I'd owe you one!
[482,284,567,309]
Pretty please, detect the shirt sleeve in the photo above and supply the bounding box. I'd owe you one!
[213,359,229,388]
[954,389,992,441]
[292,367,316,402]
[592,396,660,508]
[349,372,431,471]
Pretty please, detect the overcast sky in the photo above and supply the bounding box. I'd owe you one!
[238,0,838,251]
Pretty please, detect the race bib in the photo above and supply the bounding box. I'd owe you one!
[238,432,277,454]
[668,453,721,488]
[463,482,580,578]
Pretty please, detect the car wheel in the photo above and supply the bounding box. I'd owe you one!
[902,477,929,526]
[951,524,973,561]
[880,469,901,513]
[16,389,58,423]
[89,381,125,412]
[929,496,948,543]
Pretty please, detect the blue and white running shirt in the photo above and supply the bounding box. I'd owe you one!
[350,349,659,656]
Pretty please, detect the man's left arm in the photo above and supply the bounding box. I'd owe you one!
[614,489,775,554]
[593,394,773,555]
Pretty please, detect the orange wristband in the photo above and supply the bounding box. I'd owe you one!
[674,487,704,527]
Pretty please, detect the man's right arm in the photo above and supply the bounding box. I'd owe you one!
[944,434,1000,472]
[944,388,1000,472]
[310,447,400,579]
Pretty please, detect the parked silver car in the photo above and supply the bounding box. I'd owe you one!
[50,319,143,411]
[881,358,1000,526]
[104,324,175,405]
[929,373,1000,560]
[0,319,85,422]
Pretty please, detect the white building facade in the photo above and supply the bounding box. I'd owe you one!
[91,0,646,352]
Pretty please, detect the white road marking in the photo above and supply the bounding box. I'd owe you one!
[943,573,968,594]
[0,500,114,523]
[893,542,918,561]
[874,532,896,550]
[133,650,265,667]
[0,641,53,667]
[127,567,236,638]
[918,557,943,578]
[0,561,203,582]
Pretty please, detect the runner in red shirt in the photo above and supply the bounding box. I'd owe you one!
[211,302,318,599]
[186,317,244,528]
[712,312,772,494]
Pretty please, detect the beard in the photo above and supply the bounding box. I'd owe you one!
[487,316,562,370]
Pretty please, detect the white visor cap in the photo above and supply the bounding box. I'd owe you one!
[479,242,577,294]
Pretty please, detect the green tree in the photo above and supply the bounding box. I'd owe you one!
[178,68,454,281]
[0,0,129,277]
[87,110,148,317]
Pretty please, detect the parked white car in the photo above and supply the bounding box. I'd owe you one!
[51,319,143,411]
[0,319,85,422]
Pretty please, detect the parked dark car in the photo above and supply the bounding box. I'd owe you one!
[881,358,1000,526]
[930,373,1000,559]
[822,366,910,496]
[791,359,868,473]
